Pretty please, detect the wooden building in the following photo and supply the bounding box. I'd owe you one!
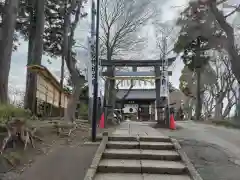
[27,65,70,117]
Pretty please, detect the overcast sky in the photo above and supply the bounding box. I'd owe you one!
[12,0,240,94]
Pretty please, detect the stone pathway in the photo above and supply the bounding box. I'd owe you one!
[93,122,193,180]
[17,145,98,180]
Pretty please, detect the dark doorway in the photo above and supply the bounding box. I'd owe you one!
[138,104,150,121]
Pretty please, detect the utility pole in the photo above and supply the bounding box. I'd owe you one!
[91,0,100,142]
[196,66,201,120]
[162,36,170,126]
[88,0,96,123]
[195,37,203,121]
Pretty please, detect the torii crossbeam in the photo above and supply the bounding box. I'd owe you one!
[100,57,176,67]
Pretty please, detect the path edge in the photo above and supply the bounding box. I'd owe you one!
[83,132,108,180]
[171,138,203,180]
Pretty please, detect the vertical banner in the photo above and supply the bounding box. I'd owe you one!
[87,36,102,98]
[155,100,157,121]
[160,71,169,97]
[87,36,94,98]
[98,41,102,98]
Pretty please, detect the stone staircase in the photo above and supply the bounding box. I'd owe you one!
[94,135,192,180]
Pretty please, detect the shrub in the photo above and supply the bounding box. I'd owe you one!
[0,104,31,124]
[79,103,88,116]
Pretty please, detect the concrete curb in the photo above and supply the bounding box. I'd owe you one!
[83,132,108,180]
[171,138,203,180]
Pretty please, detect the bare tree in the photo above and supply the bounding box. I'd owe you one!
[100,0,155,59]
[179,64,216,119]
[8,86,25,107]
[100,0,156,117]
[152,21,178,60]
[208,50,236,119]
[202,85,215,118]
[0,0,20,104]
[197,49,238,119]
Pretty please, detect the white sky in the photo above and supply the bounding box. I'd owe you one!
[9,0,189,94]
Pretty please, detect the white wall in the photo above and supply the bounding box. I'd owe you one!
[116,78,156,89]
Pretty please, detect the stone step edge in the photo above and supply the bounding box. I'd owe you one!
[83,132,109,180]
[102,152,181,161]
[171,138,203,180]
[108,136,171,142]
[98,164,188,174]
[94,173,192,180]
[106,143,175,150]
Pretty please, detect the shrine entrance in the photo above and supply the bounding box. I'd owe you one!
[101,58,175,126]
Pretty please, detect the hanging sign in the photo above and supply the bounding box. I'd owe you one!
[87,36,94,97]
[160,71,169,97]
[87,36,102,98]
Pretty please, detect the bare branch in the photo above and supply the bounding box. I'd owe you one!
[224,5,240,18]
[100,0,155,58]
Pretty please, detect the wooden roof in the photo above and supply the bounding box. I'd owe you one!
[27,65,71,96]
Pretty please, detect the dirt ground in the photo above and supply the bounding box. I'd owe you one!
[0,120,116,180]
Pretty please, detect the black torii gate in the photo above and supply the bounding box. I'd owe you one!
[101,58,175,126]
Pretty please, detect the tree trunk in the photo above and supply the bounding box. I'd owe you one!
[109,78,115,111]
[24,0,45,113]
[235,86,240,119]
[222,101,233,119]
[214,90,229,119]
[0,0,20,104]
[105,66,115,118]
[24,0,36,108]
[196,68,202,120]
[214,101,223,119]
[63,0,84,122]
[64,79,82,122]
[185,98,193,119]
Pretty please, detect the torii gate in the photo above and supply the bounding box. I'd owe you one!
[101,58,175,126]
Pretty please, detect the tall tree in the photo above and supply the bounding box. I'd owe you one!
[177,0,240,82]
[207,0,240,83]
[174,0,213,120]
[0,0,20,104]
[24,0,46,113]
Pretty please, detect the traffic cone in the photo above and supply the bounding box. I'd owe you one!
[99,113,105,129]
[169,114,176,130]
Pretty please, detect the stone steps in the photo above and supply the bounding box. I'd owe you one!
[103,149,181,161]
[140,141,176,150]
[106,141,175,150]
[109,135,171,142]
[95,173,192,180]
[98,159,187,174]
[93,135,192,180]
